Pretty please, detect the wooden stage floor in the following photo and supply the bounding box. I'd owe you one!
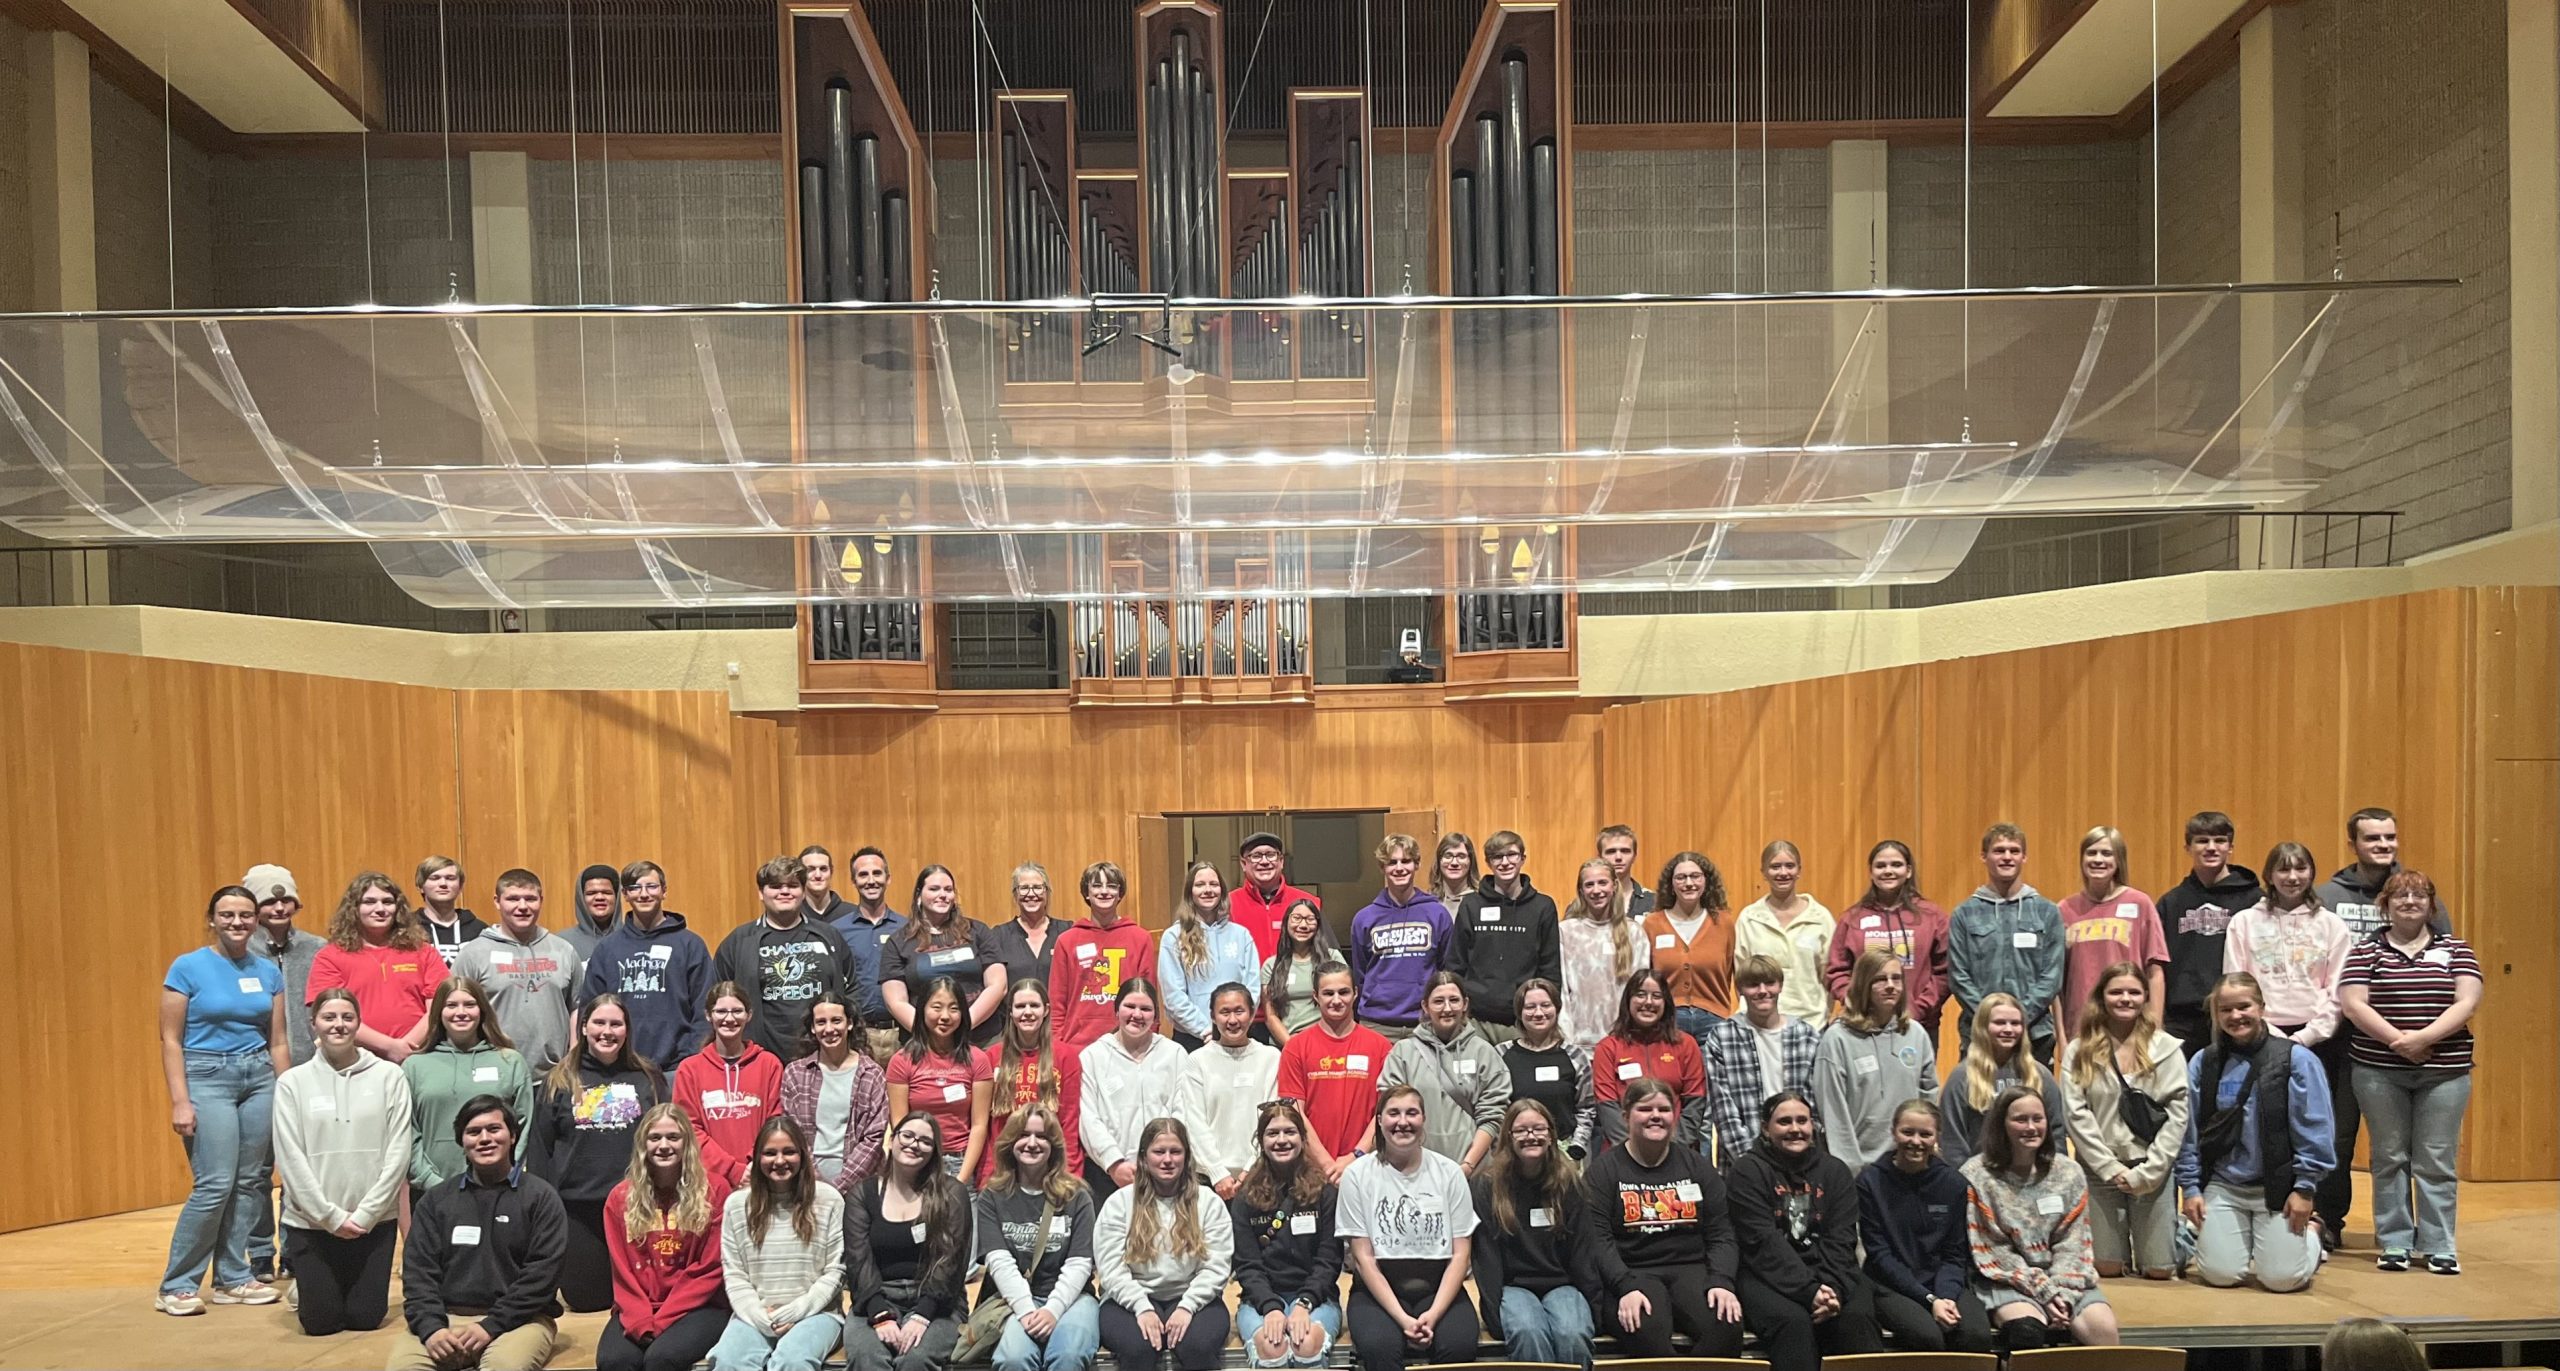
[1,1177,2550,1369]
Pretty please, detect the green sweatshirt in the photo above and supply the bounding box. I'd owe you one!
[403,1039,535,1188]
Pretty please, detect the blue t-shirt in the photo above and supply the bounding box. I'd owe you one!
[164,946,283,1053]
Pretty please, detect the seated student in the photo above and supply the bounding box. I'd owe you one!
[709,1117,845,1371]
[1048,862,1157,1057]
[1178,983,1284,1197]
[1095,1119,1236,1371]
[407,978,536,1193]
[980,979,1086,1183]
[273,988,412,1337]
[1338,1087,1481,1371]
[972,1106,1100,1371]
[447,870,584,1074]
[1078,979,1188,1194]
[1470,1100,1605,1371]
[1857,1100,1994,1354]
[1813,949,1939,1170]
[1230,1101,1345,1371]
[1591,969,1710,1150]
[1273,962,1391,1181]
[842,1114,972,1371]
[1380,971,1512,1172]
[1700,955,1822,1165]
[2176,972,2336,1293]
[1963,1085,2118,1350]
[598,1105,731,1371]
[526,994,667,1315]
[1727,1091,1884,1371]
[1502,980,1596,1159]
[1582,1078,1746,1359]
[886,979,993,1179]
[394,1096,566,1371]
[2058,963,2190,1280]
[780,994,890,1196]
[675,982,784,1188]
[1937,993,2067,1170]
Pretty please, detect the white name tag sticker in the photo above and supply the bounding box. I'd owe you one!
[1346,1054,1370,1072]
[702,1090,731,1110]
[1653,933,1676,949]
[1674,1180,1703,1202]
[911,1223,929,1242]
[1480,907,1501,922]
[1797,933,1824,950]
[308,1097,334,1113]
[2012,931,2039,949]
[451,1225,482,1246]
[472,1067,501,1083]
[1076,945,1097,962]
[1534,1065,1561,1082]
[1456,1059,1478,1075]
[1528,1207,1553,1228]
[929,948,969,967]
[648,944,672,961]
[1853,1056,1879,1076]
[1053,1216,1074,1238]
[2425,949,2452,966]
[1616,1061,1642,1080]
[2115,902,2136,918]
[942,1082,968,1103]
[1289,1213,1317,1235]
[2036,1194,2065,1216]
[1860,915,1882,929]
[237,976,265,994]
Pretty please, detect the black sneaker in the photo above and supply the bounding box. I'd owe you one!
[2377,1251,2411,1272]
[2428,1254,2463,1276]
[2320,1224,2343,1252]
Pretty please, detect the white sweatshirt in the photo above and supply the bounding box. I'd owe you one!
[272,1048,413,1234]
[1175,1039,1282,1184]
[1094,1184,1235,1314]
[1077,1032,1190,1171]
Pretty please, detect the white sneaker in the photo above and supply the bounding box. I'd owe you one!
[283,1278,299,1311]
[209,1280,281,1306]
[154,1291,206,1317]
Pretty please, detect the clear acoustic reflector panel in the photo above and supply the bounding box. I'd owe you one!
[0,281,2439,604]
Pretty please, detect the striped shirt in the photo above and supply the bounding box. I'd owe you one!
[2339,932,2482,1072]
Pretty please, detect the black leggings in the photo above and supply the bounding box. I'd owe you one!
[1736,1268,1882,1371]
[596,1306,731,1371]
[558,1198,614,1313]
[283,1224,395,1336]
[1346,1284,1481,1371]
[1099,1295,1231,1371]
[1869,1285,1994,1354]
[1610,1264,1744,1360]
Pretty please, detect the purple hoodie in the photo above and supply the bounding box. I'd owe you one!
[1349,888,1451,1026]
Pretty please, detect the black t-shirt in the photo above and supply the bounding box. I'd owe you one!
[880,920,1006,1044]
[974,1182,1096,1303]
[1502,1042,1584,1153]
[751,921,837,1055]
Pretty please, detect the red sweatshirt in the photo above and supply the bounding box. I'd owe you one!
[1048,919,1159,1055]
[1229,881,1318,961]
[975,1044,1085,1181]
[673,1041,784,1186]
[1592,1031,1707,1107]
[1823,898,1953,1031]
[604,1174,731,1339]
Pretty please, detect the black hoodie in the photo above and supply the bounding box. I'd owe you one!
[525,1050,667,1203]
[2158,863,2261,1032]
[1856,1153,1970,1304]
[1727,1141,1862,1308]
[1445,874,1562,1025]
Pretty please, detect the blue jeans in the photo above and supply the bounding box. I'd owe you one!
[1499,1285,1595,1370]
[1240,1299,1341,1368]
[992,1293,1102,1371]
[2356,1066,2472,1256]
[1674,1006,1723,1055]
[160,1049,276,1295]
[707,1312,844,1371]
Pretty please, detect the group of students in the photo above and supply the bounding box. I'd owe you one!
[151,806,2481,1370]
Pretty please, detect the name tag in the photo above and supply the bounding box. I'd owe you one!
[473,1067,501,1083]
[1653,933,1676,949]
[911,1223,929,1242]
[928,948,970,968]
[702,1090,731,1109]
[647,945,672,961]
[1860,915,1881,929]
[1853,1056,1878,1076]
[1528,1207,1553,1228]
[1796,933,1824,950]
[1534,1065,1561,1082]
[1289,1214,1317,1235]
[1346,1054,1370,1072]
[451,1225,482,1246]
[942,1082,968,1103]
[2115,902,2136,918]
[1674,1180,1703,1202]
[237,976,265,994]
[1076,945,1096,963]
[2036,1194,2065,1216]
[1480,907,1501,922]
[1616,1061,1642,1080]
[2424,949,2452,966]
[308,1097,334,1113]
[1455,1060,1478,1075]
[2012,932,2038,949]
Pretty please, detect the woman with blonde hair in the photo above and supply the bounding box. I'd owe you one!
[1936,992,2066,1168]
[307,871,447,1063]
[1813,949,1939,1168]
[1734,840,1835,1025]
[972,1105,1100,1371]
[2059,962,2189,1279]
[1161,862,1260,1051]
[599,1103,730,1371]
[1556,859,1641,1051]
[2058,826,2168,1035]
[979,978,1085,1181]
[1095,1118,1234,1371]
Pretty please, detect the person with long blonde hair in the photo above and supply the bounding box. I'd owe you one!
[1231,1101,1342,1369]
[1095,1118,1234,1371]
[1936,993,2066,1169]
[527,993,668,1313]
[709,1116,844,1371]
[1813,949,1939,1168]
[2058,825,2168,1035]
[1161,861,1260,1051]
[599,1104,730,1371]
[307,871,447,1064]
[1556,858,1641,1051]
[1734,841,1835,1025]
[1471,1099,1604,1370]
[2059,963,2189,1279]
[973,1105,1100,1371]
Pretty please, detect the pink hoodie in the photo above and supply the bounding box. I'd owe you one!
[2221,899,2355,1043]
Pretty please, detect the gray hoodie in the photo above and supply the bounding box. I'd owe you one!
[1813,1017,1939,1171]
[448,926,585,1073]
[1946,883,2066,1042]
[1377,1019,1513,1164]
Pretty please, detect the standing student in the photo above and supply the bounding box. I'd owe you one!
[797,847,845,926]
[2339,869,2482,1275]
[1961,1086,2118,1350]
[1727,1091,1884,1371]
[247,864,326,1067]
[1582,1079,1747,1359]
[2059,963,2189,1280]
[450,870,585,1074]
[157,885,291,1315]
[1824,842,1952,1036]
[1597,824,1653,920]
[1733,842,1836,1027]
[1813,950,1940,1170]
[1857,1101,1994,1354]
[832,847,908,1064]
[841,1115,972,1371]
[708,1117,845,1371]
[584,861,715,1071]
[1591,968,1710,1149]
[1078,979,1188,1193]
[526,994,667,1313]
[1470,1100,1605,1371]
[416,856,488,955]
[1178,984,1284,1197]
[974,1106,1101,1371]
[712,857,860,1061]
[1448,831,1563,1044]
[1428,834,1480,920]
[1352,834,1459,1040]
[886,980,992,1178]
[307,871,448,1063]
[1502,980,1596,1159]
[1557,860,1641,1051]
[2159,813,2262,1060]
[1095,1119,1237,1371]
[2174,973,2335,1293]
[1700,955,1822,1165]
[597,1105,731,1371]
[987,863,1064,1024]
[1379,971,1512,1172]
[981,979,1086,1182]
[1230,1101,1345,1370]
[1049,862,1156,1056]
[1935,994,2067,1170]
[1258,899,1337,1048]
[1645,850,1739,1043]
[1946,824,2066,1061]
[566,865,622,965]
[273,988,412,1335]
[394,1097,567,1371]
[408,979,537,1191]
[1161,863,1261,1051]
[675,982,785,1188]
[1337,1088,1481,1371]
[883,866,1008,1046]
[2058,826,2169,1035]
[1276,963,1392,1180]
[1231,832,1318,960]
[780,994,891,1196]
[2226,841,2356,1246]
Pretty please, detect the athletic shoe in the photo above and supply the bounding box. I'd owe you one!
[2319,1224,2343,1252]
[209,1280,281,1306]
[283,1278,298,1312]
[2428,1254,2463,1276]
[153,1291,205,1317]
[2376,1250,2411,1272]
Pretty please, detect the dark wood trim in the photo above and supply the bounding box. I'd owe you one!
[224,131,789,160]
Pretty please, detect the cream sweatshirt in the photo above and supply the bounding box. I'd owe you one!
[2057,1030,2190,1191]
[1077,1032,1189,1172]
[1094,1184,1235,1314]
[1175,1039,1282,1184]
[272,1048,413,1234]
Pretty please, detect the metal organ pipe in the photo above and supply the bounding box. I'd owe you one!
[855,136,884,302]
[824,82,856,301]
[1529,141,1559,296]
[1470,117,1501,298]
[1498,58,1532,296]
[798,163,828,303]
[1167,37,1193,294]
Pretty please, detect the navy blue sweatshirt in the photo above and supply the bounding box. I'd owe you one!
[580,912,714,1068]
[1857,1154,1971,1304]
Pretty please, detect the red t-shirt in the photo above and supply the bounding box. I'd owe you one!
[886,1046,990,1157]
[1591,1031,1707,1106]
[306,940,448,1039]
[1276,1022,1392,1159]
[2057,889,2169,1035]
[1048,921,1159,1055]
[973,1044,1085,1179]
